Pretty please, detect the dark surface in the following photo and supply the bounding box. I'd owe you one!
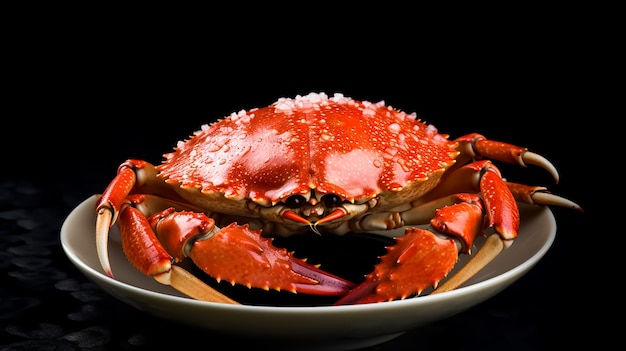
[2,34,596,349]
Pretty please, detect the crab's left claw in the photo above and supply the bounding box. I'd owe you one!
[185,221,355,296]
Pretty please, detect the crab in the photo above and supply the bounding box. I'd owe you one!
[95,92,581,305]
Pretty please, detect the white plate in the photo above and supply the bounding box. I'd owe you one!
[61,195,556,351]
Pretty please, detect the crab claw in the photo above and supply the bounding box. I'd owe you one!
[334,227,459,305]
[152,210,355,296]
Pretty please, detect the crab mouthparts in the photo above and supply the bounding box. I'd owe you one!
[282,209,347,234]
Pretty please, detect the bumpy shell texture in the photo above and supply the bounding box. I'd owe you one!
[157,92,458,207]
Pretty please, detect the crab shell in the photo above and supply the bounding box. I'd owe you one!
[157,92,459,225]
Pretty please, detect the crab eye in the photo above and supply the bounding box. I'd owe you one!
[321,194,342,208]
[285,195,307,209]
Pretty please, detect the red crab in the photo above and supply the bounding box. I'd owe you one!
[95,92,580,305]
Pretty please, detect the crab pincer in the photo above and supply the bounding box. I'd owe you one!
[149,208,355,296]
[334,227,460,305]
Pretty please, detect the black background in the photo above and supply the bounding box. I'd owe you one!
[1,14,603,350]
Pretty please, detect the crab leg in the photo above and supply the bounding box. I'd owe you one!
[454,133,559,182]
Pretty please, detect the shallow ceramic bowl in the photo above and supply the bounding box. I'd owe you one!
[61,195,556,350]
